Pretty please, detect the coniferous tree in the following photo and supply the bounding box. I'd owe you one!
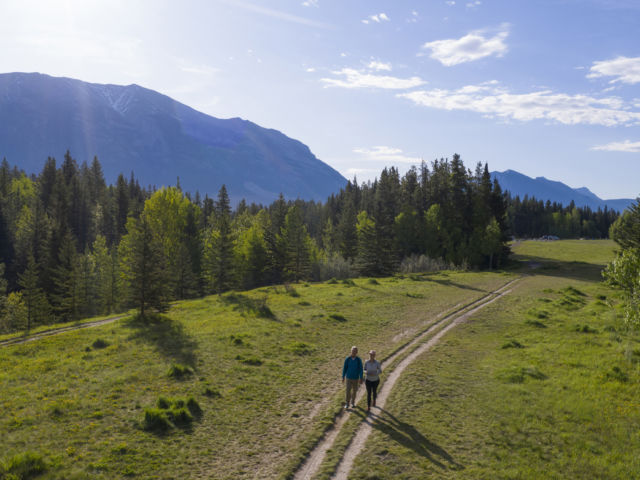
[18,253,50,330]
[119,214,168,317]
[280,205,312,282]
[355,211,379,276]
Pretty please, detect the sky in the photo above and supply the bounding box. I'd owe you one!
[1,0,639,199]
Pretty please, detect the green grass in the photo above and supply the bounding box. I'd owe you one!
[347,240,640,479]
[0,271,510,479]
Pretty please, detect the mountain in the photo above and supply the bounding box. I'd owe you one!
[491,169,634,212]
[0,72,347,204]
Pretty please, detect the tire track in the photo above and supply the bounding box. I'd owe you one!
[293,278,519,480]
[0,315,127,348]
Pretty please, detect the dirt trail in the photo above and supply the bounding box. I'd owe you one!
[0,315,127,348]
[293,278,519,480]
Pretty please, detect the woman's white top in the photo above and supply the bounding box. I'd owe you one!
[364,359,382,381]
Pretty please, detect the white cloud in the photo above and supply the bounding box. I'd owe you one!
[321,68,425,89]
[446,1,456,5]
[340,52,348,57]
[587,56,640,85]
[466,0,481,7]
[591,140,640,152]
[305,67,316,72]
[363,13,390,24]
[353,146,421,164]
[398,83,640,127]
[368,61,392,71]
[302,0,318,7]
[422,27,508,66]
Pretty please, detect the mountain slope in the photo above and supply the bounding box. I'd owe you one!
[0,72,347,204]
[491,169,634,212]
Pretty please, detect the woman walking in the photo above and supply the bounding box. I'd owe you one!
[364,350,382,412]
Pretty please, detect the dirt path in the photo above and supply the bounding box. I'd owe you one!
[0,315,128,348]
[293,278,519,480]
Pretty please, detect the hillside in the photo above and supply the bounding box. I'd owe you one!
[491,169,634,212]
[0,72,347,204]
[2,241,640,479]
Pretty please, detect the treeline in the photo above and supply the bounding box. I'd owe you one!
[0,152,510,332]
[505,195,619,239]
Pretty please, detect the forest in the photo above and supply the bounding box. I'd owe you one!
[0,152,619,332]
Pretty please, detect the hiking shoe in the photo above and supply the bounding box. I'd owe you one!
[351,403,356,408]
[344,403,350,409]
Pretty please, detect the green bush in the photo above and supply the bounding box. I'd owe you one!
[574,324,598,334]
[236,355,263,366]
[203,387,221,398]
[1,452,47,479]
[143,408,172,433]
[168,363,194,379]
[605,366,628,382]
[525,319,547,328]
[501,340,524,349]
[286,341,315,356]
[91,338,109,349]
[328,313,347,322]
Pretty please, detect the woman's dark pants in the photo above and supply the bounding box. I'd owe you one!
[365,379,379,408]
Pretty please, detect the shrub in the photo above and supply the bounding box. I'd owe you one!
[169,407,193,427]
[341,279,355,286]
[92,338,109,349]
[367,278,379,285]
[168,364,194,379]
[574,324,598,334]
[236,355,263,366]
[143,408,172,433]
[399,254,454,274]
[313,254,357,281]
[326,278,338,284]
[286,341,315,356]
[605,366,628,382]
[328,313,347,322]
[525,319,547,328]
[501,340,524,349]
[204,387,221,398]
[1,452,47,479]
[284,284,300,297]
[156,396,171,409]
[186,396,202,415]
[298,301,311,306]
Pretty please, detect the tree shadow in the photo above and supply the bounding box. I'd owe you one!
[509,254,606,283]
[221,293,278,320]
[124,314,197,367]
[355,408,464,471]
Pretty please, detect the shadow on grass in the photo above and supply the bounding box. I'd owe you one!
[354,408,463,470]
[509,254,605,283]
[124,314,197,367]
[221,293,278,320]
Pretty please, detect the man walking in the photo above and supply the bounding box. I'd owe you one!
[342,345,363,409]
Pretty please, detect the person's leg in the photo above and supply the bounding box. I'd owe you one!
[345,380,352,407]
[348,379,358,406]
[365,380,373,409]
[372,380,379,406]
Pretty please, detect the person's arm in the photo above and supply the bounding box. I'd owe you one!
[342,357,348,380]
[378,361,382,375]
[359,357,364,382]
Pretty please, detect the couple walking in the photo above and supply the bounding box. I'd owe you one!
[341,345,382,412]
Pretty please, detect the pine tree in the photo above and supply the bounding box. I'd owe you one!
[18,253,50,330]
[355,211,379,276]
[203,185,235,294]
[279,205,312,282]
[119,214,168,317]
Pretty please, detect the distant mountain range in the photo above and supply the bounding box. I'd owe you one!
[0,72,347,204]
[491,170,635,212]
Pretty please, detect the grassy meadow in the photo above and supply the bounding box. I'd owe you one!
[346,239,640,479]
[0,271,512,479]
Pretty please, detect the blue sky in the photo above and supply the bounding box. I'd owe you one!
[1,0,639,199]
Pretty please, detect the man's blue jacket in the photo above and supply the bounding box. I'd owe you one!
[342,355,363,380]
